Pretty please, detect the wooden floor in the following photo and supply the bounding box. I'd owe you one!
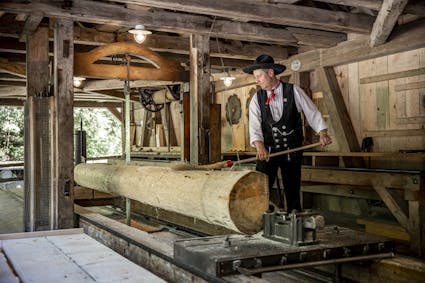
[0,229,165,283]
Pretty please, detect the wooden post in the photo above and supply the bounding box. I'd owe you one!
[24,26,50,231]
[209,104,221,163]
[189,34,210,165]
[52,18,74,229]
[182,92,190,162]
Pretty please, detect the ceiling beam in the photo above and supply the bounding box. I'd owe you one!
[111,0,374,33]
[313,0,425,16]
[0,97,122,108]
[0,1,300,44]
[370,0,409,47]
[83,79,180,91]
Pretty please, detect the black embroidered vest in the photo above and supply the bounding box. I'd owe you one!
[257,82,303,152]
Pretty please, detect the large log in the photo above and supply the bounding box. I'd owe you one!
[74,164,268,234]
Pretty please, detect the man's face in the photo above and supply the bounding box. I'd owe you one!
[253,69,274,90]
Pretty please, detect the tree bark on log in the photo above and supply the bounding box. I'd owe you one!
[74,164,268,234]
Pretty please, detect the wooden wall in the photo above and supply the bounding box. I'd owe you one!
[216,47,425,170]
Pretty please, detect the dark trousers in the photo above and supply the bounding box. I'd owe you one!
[256,153,302,212]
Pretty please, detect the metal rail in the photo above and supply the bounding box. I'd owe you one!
[236,252,394,275]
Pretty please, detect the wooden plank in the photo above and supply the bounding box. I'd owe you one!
[360,67,425,84]
[376,84,390,130]
[0,229,84,240]
[2,232,165,282]
[73,186,94,200]
[409,198,425,256]
[52,19,74,229]
[112,0,374,33]
[356,218,410,241]
[189,34,210,165]
[395,81,425,92]
[0,58,26,78]
[370,0,409,47]
[301,168,421,190]
[301,185,381,200]
[363,129,425,137]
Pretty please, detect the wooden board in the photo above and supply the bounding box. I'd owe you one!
[0,230,165,283]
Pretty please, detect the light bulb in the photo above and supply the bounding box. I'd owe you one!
[73,77,86,88]
[220,76,235,87]
[128,24,152,44]
[134,33,146,44]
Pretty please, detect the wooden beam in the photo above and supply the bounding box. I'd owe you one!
[19,14,43,42]
[190,34,210,165]
[74,101,122,108]
[313,0,425,17]
[52,18,74,229]
[83,79,180,91]
[107,107,123,122]
[395,81,425,92]
[118,33,292,60]
[0,0,303,44]
[111,0,374,33]
[372,182,409,230]
[316,67,362,158]
[363,129,425,137]
[0,98,123,108]
[370,0,410,47]
[24,26,50,232]
[301,168,421,191]
[360,67,425,84]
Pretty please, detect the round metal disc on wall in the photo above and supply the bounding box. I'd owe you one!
[225,94,242,125]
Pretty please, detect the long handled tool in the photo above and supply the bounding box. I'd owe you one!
[172,142,322,171]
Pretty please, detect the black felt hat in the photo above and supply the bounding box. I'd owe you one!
[243,54,286,75]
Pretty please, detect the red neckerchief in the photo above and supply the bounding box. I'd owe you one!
[265,81,280,105]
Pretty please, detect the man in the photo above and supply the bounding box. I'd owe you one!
[244,54,332,212]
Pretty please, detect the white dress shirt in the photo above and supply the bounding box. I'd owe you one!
[249,84,327,147]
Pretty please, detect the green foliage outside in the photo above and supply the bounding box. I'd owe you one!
[74,108,122,157]
[0,106,122,161]
[0,106,24,161]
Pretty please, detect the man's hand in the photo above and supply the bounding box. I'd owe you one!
[319,130,332,148]
[254,141,269,161]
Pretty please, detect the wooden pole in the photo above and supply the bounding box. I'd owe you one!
[52,18,74,229]
[74,164,268,234]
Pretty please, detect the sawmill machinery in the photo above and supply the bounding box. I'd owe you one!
[74,163,394,280]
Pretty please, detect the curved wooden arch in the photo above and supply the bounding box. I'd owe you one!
[74,42,188,82]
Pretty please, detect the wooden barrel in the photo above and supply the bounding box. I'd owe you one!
[74,164,268,234]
